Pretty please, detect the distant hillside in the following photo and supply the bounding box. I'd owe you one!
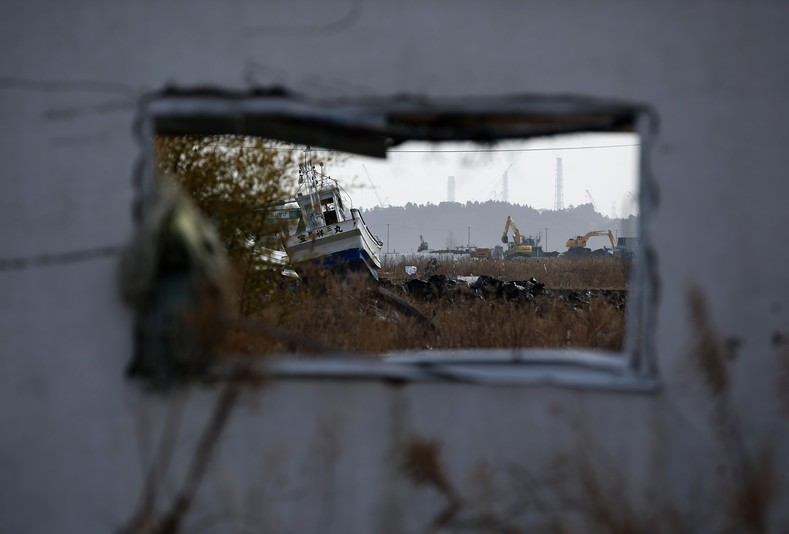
[361,201,638,255]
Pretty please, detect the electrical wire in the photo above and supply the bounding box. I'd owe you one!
[203,143,639,154]
[387,143,639,153]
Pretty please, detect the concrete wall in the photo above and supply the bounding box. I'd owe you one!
[2,1,789,531]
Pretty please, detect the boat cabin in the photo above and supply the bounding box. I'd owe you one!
[296,186,347,232]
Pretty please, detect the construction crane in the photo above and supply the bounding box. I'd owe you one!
[585,189,599,213]
[501,163,513,202]
[361,164,389,208]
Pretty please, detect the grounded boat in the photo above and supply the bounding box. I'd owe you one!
[282,149,383,279]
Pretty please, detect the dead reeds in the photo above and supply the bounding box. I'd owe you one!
[382,255,631,289]
[224,256,629,356]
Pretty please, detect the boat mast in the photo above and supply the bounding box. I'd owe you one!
[300,147,324,230]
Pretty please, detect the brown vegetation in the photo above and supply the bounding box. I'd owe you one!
[383,254,631,289]
[225,256,631,356]
[152,136,631,357]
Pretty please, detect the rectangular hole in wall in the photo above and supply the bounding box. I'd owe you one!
[135,94,656,389]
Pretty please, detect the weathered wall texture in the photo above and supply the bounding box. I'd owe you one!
[2,1,789,532]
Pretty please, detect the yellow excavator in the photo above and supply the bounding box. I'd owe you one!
[501,216,541,258]
[565,230,615,255]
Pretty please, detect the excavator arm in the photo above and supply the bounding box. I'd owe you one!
[567,230,615,249]
[582,230,615,247]
[501,215,522,244]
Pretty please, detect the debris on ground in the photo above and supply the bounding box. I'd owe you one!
[381,274,626,311]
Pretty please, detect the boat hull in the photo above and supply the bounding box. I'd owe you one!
[285,217,382,279]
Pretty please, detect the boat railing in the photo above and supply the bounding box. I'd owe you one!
[351,208,384,247]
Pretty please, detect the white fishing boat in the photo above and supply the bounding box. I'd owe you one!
[283,149,383,279]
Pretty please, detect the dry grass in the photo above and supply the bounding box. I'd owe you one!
[223,256,630,356]
[382,255,631,290]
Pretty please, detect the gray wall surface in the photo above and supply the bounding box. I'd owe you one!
[2,1,789,531]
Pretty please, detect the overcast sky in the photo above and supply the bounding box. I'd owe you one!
[328,132,640,218]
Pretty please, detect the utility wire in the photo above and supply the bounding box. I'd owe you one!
[201,143,638,154]
[387,143,639,153]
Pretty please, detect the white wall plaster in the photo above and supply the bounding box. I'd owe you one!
[2,1,789,531]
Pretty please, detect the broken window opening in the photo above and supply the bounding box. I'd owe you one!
[130,93,658,390]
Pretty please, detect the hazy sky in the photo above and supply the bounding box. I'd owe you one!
[328,132,640,218]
